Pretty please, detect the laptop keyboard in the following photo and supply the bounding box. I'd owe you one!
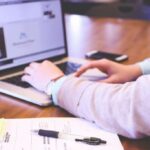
[3,74,31,88]
[2,62,81,88]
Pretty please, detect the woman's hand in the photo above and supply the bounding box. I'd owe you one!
[21,60,64,92]
[75,59,142,83]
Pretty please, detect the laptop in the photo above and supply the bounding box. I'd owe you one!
[0,0,81,106]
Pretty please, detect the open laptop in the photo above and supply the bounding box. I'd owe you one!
[0,0,81,106]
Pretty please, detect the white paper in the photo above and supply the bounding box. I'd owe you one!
[0,117,124,150]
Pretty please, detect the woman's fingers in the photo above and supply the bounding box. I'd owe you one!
[75,59,112,77]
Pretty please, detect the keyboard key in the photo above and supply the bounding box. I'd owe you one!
[3,75,31,88]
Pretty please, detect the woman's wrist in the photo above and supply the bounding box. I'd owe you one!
[44,75,67,105]
[129,64,143,80]
[44,75,65,95]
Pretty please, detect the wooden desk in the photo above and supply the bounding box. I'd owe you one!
[1,14,150,150]
[66,14,150,63]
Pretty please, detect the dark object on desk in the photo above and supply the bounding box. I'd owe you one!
[38,129,59,138]
[85,50,128,62]
[75,137,107,145]
[63,0,150,20]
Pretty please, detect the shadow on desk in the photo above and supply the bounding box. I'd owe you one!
[120,136,150,150]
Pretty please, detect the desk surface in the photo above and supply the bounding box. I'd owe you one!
[1,14,150,150]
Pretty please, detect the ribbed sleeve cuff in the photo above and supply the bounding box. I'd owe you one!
[51,76,67,105]
[138,59,150,75]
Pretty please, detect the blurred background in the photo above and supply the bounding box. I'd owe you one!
[63,0,150,20]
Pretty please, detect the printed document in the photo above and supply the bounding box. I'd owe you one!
[0,117,124,150]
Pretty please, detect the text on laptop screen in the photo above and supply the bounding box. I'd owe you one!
[0,0,66,71]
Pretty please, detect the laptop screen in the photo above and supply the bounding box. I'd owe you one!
[0,0,67,71]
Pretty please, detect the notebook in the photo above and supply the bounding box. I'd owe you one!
[0,0,81,106]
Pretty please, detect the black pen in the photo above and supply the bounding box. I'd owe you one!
[33,129,107,145]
